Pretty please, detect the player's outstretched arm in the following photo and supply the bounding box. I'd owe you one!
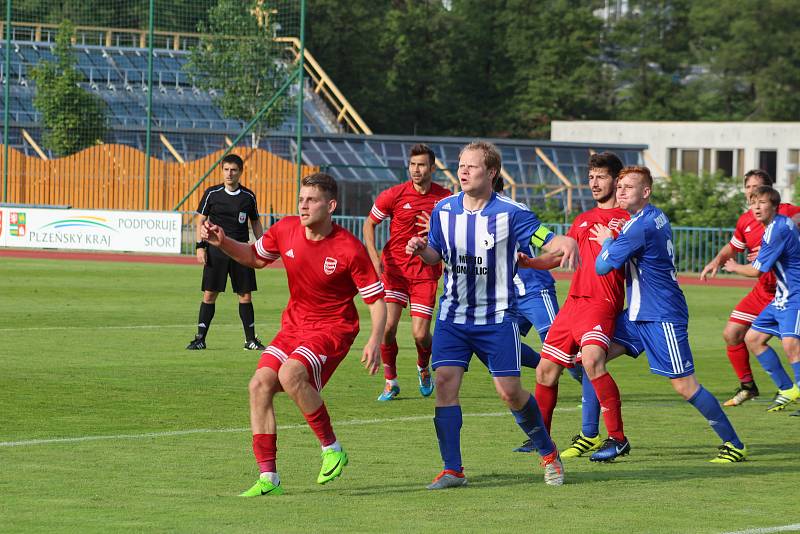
[542,235,580,270]
[406,236,442,265]
[517,251,562,270]
[363,217,383,276]
[201,221,267,269]
[361,299,386,375]
[700,243,736,280]
[722,258,760,278]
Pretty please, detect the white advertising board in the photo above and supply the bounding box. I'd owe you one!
[0,207,182,254]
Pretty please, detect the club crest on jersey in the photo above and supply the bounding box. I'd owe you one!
[480,233,495,249]
[238,212,246,224]
[323,256,338,275]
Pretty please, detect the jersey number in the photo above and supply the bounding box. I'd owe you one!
[666,239,678,281]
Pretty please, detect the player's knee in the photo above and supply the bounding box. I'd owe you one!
[723,324,745,345]
[743,329,764,352]
[411,328,431,346]
[277,363,307,393]
[249,371,277,399]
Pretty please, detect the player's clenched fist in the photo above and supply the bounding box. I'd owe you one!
[201,220,226,247]
[406,236,427,256]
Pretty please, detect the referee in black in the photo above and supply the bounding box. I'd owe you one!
[187,154,266,351]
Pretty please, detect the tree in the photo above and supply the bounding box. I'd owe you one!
[650,171,744,227]
[186,0,291,147]
[29,20,107,157]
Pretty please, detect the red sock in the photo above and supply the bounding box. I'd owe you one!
[726,343,753,383]
[303,403,337,447]
[591,372,624,441]
[381,341,398,380]
[252,433,277,473]
[416,342,432,369]
[534,382,558,434]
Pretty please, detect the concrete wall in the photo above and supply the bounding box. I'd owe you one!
[551,121,800,199]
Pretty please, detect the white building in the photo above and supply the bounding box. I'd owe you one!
[551,121,800,199]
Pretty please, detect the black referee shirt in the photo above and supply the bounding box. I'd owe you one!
[197,184,259,242]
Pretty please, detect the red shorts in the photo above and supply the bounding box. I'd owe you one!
[541,297,618,368]
[729,284,774,326]
[382,270,438,319]
[257,328,357,391]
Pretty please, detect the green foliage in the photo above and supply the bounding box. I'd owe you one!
[29,20,107,157]
[651,171,744,227]
[186,0,291,147]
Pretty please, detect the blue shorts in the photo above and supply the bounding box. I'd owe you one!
[432,317,521,377]
[613,314,695,378]
[516,286,559,340]
[751,304,800,339]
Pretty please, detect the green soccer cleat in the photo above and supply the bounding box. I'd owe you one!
[238,477,284,497]
[766,385,800,412]
[561,432,603,458]
[710,442,747,463]
[317,448,348,484]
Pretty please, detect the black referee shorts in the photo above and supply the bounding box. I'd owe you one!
[201,245,258,294]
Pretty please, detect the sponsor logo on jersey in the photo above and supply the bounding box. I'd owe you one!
[403,203,412,209]
[442,203,452,211]
[323,256,338,275]
[238,212,246,224]
[286,249,295,258]
[480,232,495,249]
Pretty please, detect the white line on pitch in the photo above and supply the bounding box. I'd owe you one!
[0,324,242,333]
[721,525,800,534]
[0,408,579,448]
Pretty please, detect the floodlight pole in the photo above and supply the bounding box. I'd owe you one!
[295,0,306,193]
[143,0,155,209]
[3,0,12,203]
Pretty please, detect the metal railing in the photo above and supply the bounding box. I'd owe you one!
[179,212,739,273]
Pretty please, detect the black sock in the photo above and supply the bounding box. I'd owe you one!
[239,302,256,340]
[198,302,215,339]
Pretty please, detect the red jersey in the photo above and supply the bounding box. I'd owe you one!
[566,207,630,310]
[253,216,384,335]
[369,181,451,280]
[730,203,800,294]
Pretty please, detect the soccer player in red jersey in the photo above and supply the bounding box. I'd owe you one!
[364,144,451,401]
[201,172,386,496]
[523,152,632,462]
[701,169,800,406]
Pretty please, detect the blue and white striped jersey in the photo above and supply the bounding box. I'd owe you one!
[427,192,553,325]
[753,214,800,309]
[514,244,556,296]
[601,203,689,323]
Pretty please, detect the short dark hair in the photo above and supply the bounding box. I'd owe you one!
[460,140,502,181]
[588,152,624,179]
[618,165,653,187]
[753,185,781,207]
[493,176,504,193]
[221,154,244,170]
[409,143,436,166]
[744,169,774,187]
[301,172,338,200]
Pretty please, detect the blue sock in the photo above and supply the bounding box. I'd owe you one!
[520,343,541,369]
[566,364,583,384]
[756,348,794,390]
[511,395,554,456]
[434,405,463,472]
[581,371,600,438]
[688,385,744,449]
[791,361,800,387]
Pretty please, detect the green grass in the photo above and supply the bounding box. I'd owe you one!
[1,258,799,533]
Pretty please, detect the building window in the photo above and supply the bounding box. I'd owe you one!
[681,150,700,174]
[758,150,777,180]
[789,149,800,188]
[716,150,734,177]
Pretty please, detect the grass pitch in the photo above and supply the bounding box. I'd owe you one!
[1,257,798,533]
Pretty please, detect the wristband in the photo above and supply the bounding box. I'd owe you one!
[195,241,208,250]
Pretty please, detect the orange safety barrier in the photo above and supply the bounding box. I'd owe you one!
[0,144,317,214]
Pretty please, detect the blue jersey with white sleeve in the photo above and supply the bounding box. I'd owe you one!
[599,203,689,323]
[427,192,554,325]
[752,214,800,309]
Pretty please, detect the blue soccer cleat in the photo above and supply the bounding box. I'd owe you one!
[589,436,631,462]
[513,439,535,453]
[418,366,434,397]
[377,382,400,401]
